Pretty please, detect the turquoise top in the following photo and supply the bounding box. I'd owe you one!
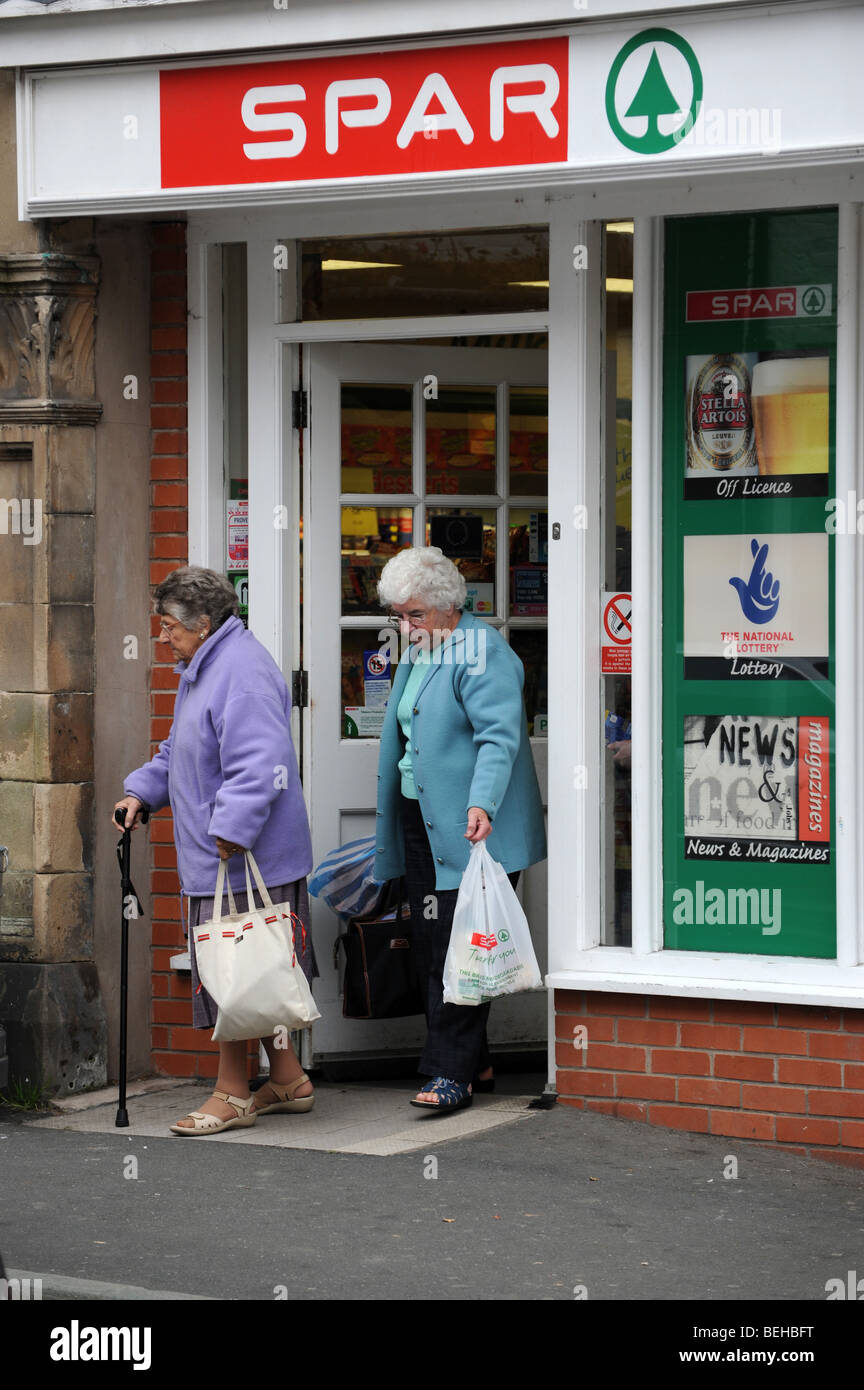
[396,650,431,798]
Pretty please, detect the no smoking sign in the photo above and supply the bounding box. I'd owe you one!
[601,592,632,673]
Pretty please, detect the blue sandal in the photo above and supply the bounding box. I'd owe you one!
[410,1077,473,1112]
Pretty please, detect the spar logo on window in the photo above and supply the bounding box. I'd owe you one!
[160,37,568,188]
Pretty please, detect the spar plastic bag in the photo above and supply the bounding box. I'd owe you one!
[443,841,542,1005]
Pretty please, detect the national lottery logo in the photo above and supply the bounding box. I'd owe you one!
[729,539,780,624]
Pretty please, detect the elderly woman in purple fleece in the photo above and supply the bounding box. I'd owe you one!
[113,566,316,1137]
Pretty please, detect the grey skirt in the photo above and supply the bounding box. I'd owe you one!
[185,877,317,1031]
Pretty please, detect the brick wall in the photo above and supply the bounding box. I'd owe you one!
[556,990,864,1168]
[147,222,257,1082]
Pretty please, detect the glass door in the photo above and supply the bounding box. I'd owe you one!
[303,341,548,1060]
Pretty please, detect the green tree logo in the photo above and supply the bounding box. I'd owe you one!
[606,29,703,155]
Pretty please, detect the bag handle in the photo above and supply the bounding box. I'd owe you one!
[243,848,276,913]
[211,856,238,925]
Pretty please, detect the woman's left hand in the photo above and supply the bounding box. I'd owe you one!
[215,837,246,860]
[465,807,493,843]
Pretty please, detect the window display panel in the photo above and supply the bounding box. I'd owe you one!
[509,628,548,736]
[509,386,548,498]
[509,507,547,617]
[424,507,497,613]
[341,505,413,616]
[425,386,497,496]
[341,383,413,494]
[341,628,394,738]
[663,207,837,958]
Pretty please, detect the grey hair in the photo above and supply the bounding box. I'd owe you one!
[377,546,466,612]
[153,566,239,632]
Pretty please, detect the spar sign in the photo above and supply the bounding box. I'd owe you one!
[160,37,568,189]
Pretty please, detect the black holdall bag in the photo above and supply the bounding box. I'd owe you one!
[333,880,425,1020]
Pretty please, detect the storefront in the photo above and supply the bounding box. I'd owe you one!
[6,0,864,1159]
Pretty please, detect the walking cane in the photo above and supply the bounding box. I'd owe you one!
[114,804,149,1128]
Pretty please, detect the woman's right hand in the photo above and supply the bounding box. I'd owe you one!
[113,795,145,831]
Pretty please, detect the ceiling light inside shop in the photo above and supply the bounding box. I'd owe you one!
[321,259,403,271]
[606,278,634,293]
[508,280,549,288]
[606,222,635,234]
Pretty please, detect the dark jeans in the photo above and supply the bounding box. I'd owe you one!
[399,795,519,1084]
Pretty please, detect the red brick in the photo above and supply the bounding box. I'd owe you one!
[808,1091,864,1118]
[614,1073,676,1102]
[557,1097,584,1111]
[710,1110,775,1141]
[152,921,184,947]
[151,535,188,559]
[152,271,187,299]
[151,666,181,690]
[150,352,187,377]
[150,405,188,430]
[150,511,188,535]
[809,1033,864,1061]
[845,1065,864,1089]
[170,1028,219,1053]
[713,1053,775,1082]
[583,1043,646,1072]
[556,1070,614,1097]
[554,991,586,1016]
[777,1058,843,1087]
[808,1148,864,1170]
[149,820,175,844]
[153,1000,193,1024]
[152,1051,197,1077]
[170,974,192,1000]
[842,1011,864,1033]
[152,222,187,247]
[647,1105,710,1133]
[151,948,179,972]
[150,457,188,481]
[586,1099,647,1121]
[678,1078,739,1106]
[742,1027,808,1055]
[777,1004,841,1029]
[152,326,187,352]
[151,870,180,895]
[651,1049,710,1076]
[152,435,187,460]
[776,1117,839,1145]
[555,1016,614,1044]
[713,1001,777,1025]
[151,560,186,586]
[617,1019,678,1046]
[152,846,176,873]
[742,1084,805,1113]
[151,1026,170,1049]
[198,1053,220,1078]
[841,1120,864,1148]
[151,248,186,273]
[152,694,178,718]
[152,379,187,404]
[584,992,646,1017]
[680,1023,741,1049]
[151,718,173,742]
[151,972,170,999]
[648,997,712,1021]
[151,300,187,326]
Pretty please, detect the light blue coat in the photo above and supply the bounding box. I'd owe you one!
[375,611,547,889]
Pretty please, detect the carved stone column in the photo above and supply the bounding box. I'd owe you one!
[0,252,105,1096]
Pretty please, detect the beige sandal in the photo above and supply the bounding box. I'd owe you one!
[250,1073,315,1115]
[169,1090,257,1137]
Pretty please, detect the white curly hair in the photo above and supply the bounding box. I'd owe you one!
[377,546,466,612]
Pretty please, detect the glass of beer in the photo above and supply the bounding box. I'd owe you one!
[751,356,829,475]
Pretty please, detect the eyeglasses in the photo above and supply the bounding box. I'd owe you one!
[386,610,428,626]
[158,619,181,635]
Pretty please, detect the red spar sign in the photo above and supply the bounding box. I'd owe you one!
[160,37,568,189]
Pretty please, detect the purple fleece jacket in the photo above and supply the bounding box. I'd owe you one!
[123,616,312,896]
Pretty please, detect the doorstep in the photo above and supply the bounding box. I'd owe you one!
[25,1080,538,1156]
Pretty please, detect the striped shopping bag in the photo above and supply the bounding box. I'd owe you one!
[308,836,399,920]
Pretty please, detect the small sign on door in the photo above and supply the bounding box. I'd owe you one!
[601,592,632,673]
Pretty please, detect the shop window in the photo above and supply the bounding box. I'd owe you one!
[281,227,548,322]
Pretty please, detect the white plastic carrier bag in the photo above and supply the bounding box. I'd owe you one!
[443,841,542,1005]
[193,850,321,1042]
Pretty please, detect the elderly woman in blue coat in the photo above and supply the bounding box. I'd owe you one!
[375,546,546,1112]
[113,566,316,1136]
